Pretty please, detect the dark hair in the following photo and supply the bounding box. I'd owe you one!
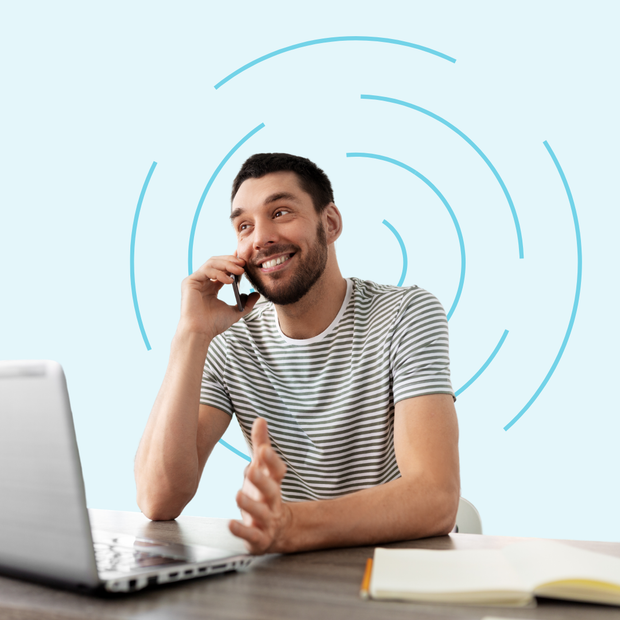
[231,153,334,214]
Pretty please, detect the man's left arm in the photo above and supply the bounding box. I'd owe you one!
[230,393,459,554]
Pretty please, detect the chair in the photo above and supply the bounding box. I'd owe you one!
[455,497,482,534]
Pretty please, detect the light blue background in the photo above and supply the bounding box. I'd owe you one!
[1,1,618,541]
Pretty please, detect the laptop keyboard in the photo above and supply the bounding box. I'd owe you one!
[94,540,186,573]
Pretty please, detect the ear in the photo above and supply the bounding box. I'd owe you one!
[323,203,343,243]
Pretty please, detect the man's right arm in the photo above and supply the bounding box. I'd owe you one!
[134,256,259,521]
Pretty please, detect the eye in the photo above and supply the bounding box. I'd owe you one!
[274,209,289,218]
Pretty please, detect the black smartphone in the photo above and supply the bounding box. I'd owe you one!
[232,273,244,311]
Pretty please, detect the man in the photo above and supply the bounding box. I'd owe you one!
[135,153,460,554]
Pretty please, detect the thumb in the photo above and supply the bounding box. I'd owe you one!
[239,291,261,317]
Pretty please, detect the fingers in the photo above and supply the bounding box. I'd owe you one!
[240,469,262,502]
[249,418,287,482]
[232,426,290,555]
[228,519,272,555]
[184,255,259,314]
[183,255,245,290]
[245,461,281,505]
[194,255,246,286]
[251,417,270,453]
[241,453,285,518]
[236,488,273,526]
[260,443,287,482]
[239,291,261,316]
[181,256,245,303]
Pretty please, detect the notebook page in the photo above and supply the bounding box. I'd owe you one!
[371,548,531,603]
[502,540,620,592]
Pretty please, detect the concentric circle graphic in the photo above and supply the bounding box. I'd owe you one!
[130,36,582,460]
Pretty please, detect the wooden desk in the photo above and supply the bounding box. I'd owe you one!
[1,509,620,619]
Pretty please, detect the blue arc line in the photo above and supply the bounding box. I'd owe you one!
[347,153,466,321]
[360,95,524,260]
[382,220,408,286]
[504,141,582,431]
[214,37,456,89]
[130,161,156,351]
[219,438,251,462]
[187,124,264,461]
[455,330,509,397]
[188,123,265,275]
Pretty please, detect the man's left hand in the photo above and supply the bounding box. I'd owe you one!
[229,417,291,554]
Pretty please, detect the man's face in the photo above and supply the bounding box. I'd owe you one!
[231,172,329,306]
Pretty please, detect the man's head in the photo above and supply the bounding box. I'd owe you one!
[231,153,334,215]
[230,155,342,307]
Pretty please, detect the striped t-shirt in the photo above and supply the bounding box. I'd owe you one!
[201,278,453,502]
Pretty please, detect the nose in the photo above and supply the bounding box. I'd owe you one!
[251,217,278,251]
[237,217,278,262]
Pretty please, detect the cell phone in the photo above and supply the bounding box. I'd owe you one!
[232,273,244,311]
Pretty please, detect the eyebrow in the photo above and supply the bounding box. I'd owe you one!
[230,192,299,221]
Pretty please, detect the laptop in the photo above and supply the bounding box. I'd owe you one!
[0,359,254,594]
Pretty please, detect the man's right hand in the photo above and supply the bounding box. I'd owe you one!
[179,255,260,341]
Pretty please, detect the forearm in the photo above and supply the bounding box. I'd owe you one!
[135,327,211,520]
[277,474,459,553]
[230,396,460,555]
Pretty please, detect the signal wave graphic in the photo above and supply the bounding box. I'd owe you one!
[130,35,581,462]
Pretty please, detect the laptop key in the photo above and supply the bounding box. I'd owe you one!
[95,543,186,573]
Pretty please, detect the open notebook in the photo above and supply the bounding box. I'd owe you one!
[370,540,620,607]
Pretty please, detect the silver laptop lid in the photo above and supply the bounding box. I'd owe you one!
[0,360,100,589]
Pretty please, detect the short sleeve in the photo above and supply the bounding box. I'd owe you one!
[200,334,234,416]
[390,289,454,403]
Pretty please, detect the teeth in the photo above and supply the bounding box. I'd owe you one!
[262,255,290,269]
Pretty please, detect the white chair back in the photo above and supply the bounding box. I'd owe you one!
[455,497,482,534]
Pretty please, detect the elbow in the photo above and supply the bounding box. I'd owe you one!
[429,483,461,537]
[433,504,459,537]
[135,466,197,521]
[412,478,460,539]
[138,500,181,521]
[137,492,183,521]
[136,481,192,521]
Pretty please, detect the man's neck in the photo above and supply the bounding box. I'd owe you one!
[275,267,347,341]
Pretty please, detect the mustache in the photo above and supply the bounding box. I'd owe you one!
[250,245,299,267]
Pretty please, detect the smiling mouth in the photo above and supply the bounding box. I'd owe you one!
[259,254,293,270]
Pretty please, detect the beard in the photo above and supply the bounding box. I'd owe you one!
[244,222,328,306]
